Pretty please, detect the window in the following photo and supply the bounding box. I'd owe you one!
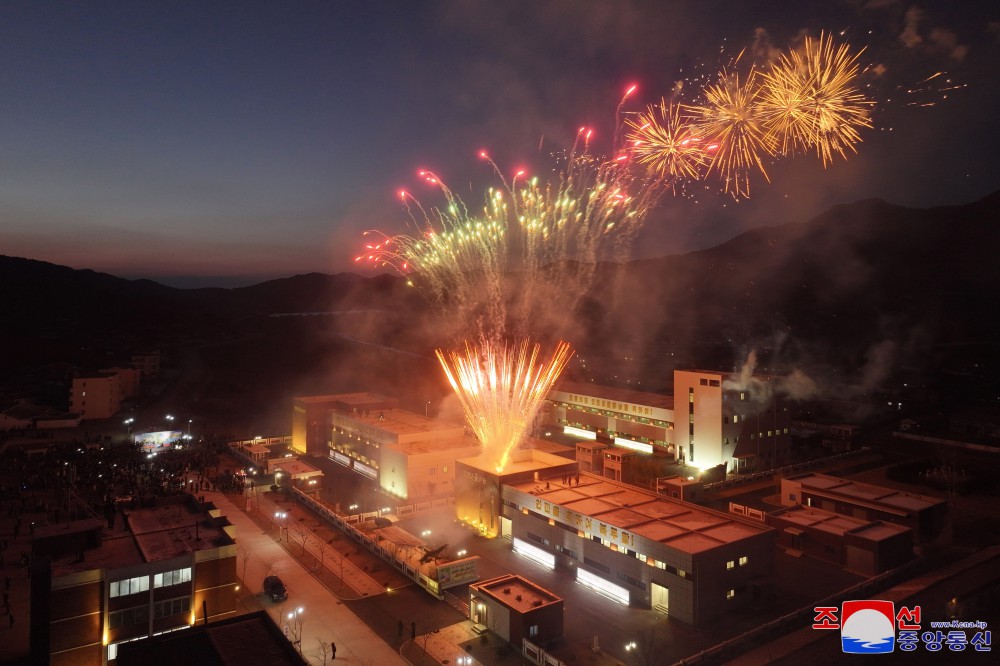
[428,467,436,475]
[109,605,149,629]
[740,392,746,401]
[726,560,735,570]
[726,589,735,600]
[700,378,708,386]
[442,465,448,473]
[733,414,739,423]
[709,379,720,387]
[739,556,748,566]
[154,568,191,588]
[529,625,539,637]
[153,596,191,619]
[110,576,149,598]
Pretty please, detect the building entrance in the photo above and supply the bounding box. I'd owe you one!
[652,582,669,614]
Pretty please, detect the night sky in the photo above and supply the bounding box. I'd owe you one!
[1,1,996,287]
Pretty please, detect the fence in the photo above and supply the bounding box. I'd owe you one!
[290,487,447,600]
[701,447,872,492]
[522,638,568,666]
[672,554,928,665]
[443,589,469,617]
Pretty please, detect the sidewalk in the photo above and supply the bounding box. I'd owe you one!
[203,487,405,665]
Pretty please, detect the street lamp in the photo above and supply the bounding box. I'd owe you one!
[286,606,305,653]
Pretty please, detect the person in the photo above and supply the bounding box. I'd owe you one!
[330,641,336,659]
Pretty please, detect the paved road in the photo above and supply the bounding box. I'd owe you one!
[205,488,405,665]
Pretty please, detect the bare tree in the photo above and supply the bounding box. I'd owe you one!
[313,638,330,665]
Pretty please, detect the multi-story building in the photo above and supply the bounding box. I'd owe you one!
[324,400,481,501]
[292,392,398,455]
[99,366,141,401]
[30,496,237,665]
[129,352,160,380]
[70,373,122,420]
[545,369,792,475]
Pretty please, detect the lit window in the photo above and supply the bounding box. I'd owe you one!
[153,568,191,588]
[529,625,539,637]
[726,560,735,570]
[739,556,748,566]
[726,589,735,600]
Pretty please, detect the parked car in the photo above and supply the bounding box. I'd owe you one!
[263,575,287,602]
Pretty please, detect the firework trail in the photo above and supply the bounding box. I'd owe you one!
[359,141,662,346]
[437,340,573,473]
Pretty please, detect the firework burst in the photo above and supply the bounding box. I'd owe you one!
[436,340,573,473]
[626,100,710,185]
[687,68,776,198]
[759,31,873,165]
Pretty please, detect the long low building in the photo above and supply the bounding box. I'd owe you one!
[456,453,775,626]
[780,473,948,542]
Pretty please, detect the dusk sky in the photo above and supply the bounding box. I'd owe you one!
[1,1,996,287]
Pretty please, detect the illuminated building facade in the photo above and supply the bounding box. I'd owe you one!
[325,401,480,501]
[292,392,397,455]
[469,574,564,646]
[501,471,775,626]
[30,496,237,665]
[546,369,792,474]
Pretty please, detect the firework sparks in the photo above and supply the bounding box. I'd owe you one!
[360,147,661,343]
[759,31,873,166]
[436,340,573,473]
[626,100,710,185]
[623,32,874,197]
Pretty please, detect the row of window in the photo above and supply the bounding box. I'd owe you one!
[109,605,148,629]
[110,567,192,598]
[154,567,191,588]
[153,596,191,620]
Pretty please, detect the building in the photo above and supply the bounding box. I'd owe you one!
[268,457,324,492]
[70,373,123,420]
[30,495,238,665]
[469,575,564,647]
[129,352,161,380]
[547,382,675,455]
[292,392,397,455]
[545,369,792,475]
[116,610,307,666]
[767,505,914,575]
[457,453,775,626]
[325,401,482,501]
[100,366,141,401]
[780,473,948,542]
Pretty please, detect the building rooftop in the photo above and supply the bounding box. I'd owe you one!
[773,505,911,541]
[295,392,390,405]
[473,574,562,613]
[387,434,481,456]
[553,381,674,411]
[459,448,575,477]
[51,498,232,577]
[791,473,945,514]
[272,459,323,477]
[336,408,465,441]
[507,472,771,556]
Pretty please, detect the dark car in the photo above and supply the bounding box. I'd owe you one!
[263,575,287,602]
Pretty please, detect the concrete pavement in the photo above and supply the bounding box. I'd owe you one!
[204,488,405,665]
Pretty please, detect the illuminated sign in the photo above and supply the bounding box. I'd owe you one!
[512,538,555,569]
[436,556,480,589]
[330,451,351,467]
[353,461,377,479]
[613,437,653,454]
[576,567,629,605]
[563,426,597,440]
[134,431,182,452]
